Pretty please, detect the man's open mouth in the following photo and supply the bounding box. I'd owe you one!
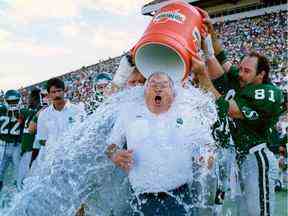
[154,95,162,105]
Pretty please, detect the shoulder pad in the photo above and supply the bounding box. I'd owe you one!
[0,103,7,112]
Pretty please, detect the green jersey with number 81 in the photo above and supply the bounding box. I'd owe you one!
[232,83,284,153]
[0,104,23,143]
[213,66,285,154]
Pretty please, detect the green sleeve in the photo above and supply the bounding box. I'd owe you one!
[212,72,230,95]
[32,115,38,123]
[215,50,228,65]
[212,64,240,96]
[212,96,231,148]
[20,108,30,118]
[227,65,240,82]
[215,96,229,119]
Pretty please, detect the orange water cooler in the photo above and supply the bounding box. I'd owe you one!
[132,0,204,83]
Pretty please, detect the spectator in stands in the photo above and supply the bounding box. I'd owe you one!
[214,11,287,91]
[21,13,286,112]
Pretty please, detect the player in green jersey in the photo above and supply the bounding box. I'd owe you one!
[192,51,284,216]
[194,14,285,214]
[17,88,43,190]
[0,89,23,191]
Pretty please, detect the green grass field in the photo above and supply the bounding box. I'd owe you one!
[221,191,288,216]
[275,191,288,216]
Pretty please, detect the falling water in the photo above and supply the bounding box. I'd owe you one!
[0,85,221,216]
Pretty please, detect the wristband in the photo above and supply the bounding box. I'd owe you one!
[215,50,228,65]
[204,34,215,58]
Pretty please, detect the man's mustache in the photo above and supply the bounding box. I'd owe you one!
[54,96,63,100]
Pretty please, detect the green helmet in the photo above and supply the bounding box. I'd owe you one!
[94,73,112,85]
[4,89,21,111]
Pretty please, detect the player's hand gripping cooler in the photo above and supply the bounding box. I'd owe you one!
[131,0,205,83]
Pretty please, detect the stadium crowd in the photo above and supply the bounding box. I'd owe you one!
[12,11,286,137]
[214,11,287,91]
[5,11,285,107]
[0,9,287,215]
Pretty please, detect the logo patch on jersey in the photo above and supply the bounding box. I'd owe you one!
[225,89,236,101]
[68,117,75,124]
[153,10,186,24]
[176,118,184,128]
[242,106,259,120]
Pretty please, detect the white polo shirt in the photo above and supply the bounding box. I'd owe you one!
[36,100,85,145]
[109,100,214,194]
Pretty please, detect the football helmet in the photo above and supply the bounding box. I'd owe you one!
[95,73,112,85]
[4,89,21,111]
[94,72,112,93]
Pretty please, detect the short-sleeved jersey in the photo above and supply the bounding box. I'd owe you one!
[213,65,241,98]
[211,65,241,148]
[213,65,285,154]
[0,105,26,143]
[20,107,41,153]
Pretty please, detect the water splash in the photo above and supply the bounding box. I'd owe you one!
[1,85,219,216]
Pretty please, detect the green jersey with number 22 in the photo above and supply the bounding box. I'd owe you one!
[0,104,24,143]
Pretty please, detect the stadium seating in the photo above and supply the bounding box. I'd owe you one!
[3,11,285,112]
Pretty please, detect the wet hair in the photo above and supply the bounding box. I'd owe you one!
[46,78,65,93]
[144,72,176,96]
[248,51,270,83]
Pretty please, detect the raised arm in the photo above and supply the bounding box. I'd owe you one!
[191,57,243,119]
[198,9,232,78]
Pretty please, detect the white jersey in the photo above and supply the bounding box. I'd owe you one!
[36,100,85,145]
[109,100,214,194]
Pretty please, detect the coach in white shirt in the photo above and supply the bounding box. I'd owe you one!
[36,78,85,153]
[106,72,215,215]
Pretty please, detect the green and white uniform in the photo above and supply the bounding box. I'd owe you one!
[213,65,284,216]
[18,107,39,189]
[0,104,23,184]
[214,65,284,154]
